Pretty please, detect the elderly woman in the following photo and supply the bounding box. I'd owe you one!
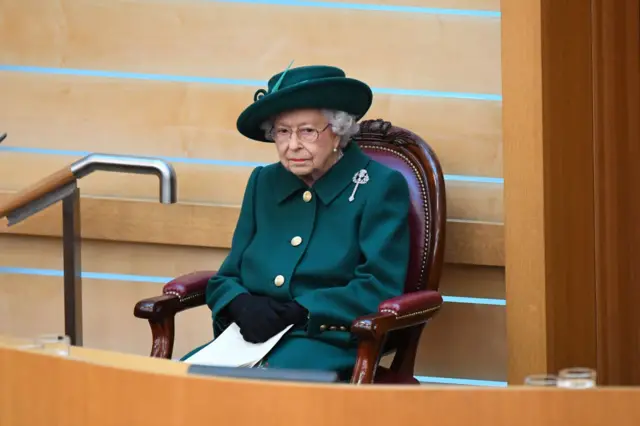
[184,64,411,379]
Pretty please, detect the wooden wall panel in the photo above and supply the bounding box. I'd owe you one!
[591,0,640,385]
[0,154,503,221]
[0,235,229,279]
[412,302,506,381]
[282,0,501,10]
[0,192,504,266]
[0,234,505,298]
[0,274,215,359]
[0,73,503,178]
[502,0,599,384]
[440,264,505,299]
[1,0,502,94]
[0,234,506,381]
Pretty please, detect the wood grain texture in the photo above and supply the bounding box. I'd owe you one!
[0,72,503,179]
[592,0,640,385]
[0,275,505,380]
[0,0,502,94]
[2,343,640,426]
[0,153,504,222]
[178,0,502,11]
[440,263,505,299]
[501,0,547,384]
[444,220,503,266]
[410,300,506,380]
[0,191,504,266]
[538,0,597,375]
[0,234,506,380]
[0,233,506,298]
[0,234,229,280]
[0,167,75,218]
[502,0,598,384]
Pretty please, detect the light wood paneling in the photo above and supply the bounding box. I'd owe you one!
[3,342,640,426]
[446,181,502,222]
[501,0,548,385]
[223,0,502,11]
[502,0,598,384]
[0,234,506,380]
[0,234,229,279]
[1,0,502,95]
[0,152,252,205]
[0,192,505,266]
[0,234,506,299]
[413,301,505,380]
[0,274,214,361]
[440,263,505,299]
[444,220,503,266]
[0,72,503,178]
[0,152,503,222]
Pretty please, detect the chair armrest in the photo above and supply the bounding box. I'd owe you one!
[134,270,216,321]
[379,290,443,318]
[133,270,217,359]
[351,290,443,340]
[349,290,443,384]
[162,270,217,299]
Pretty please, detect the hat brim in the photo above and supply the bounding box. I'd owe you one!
[236,77,373,142]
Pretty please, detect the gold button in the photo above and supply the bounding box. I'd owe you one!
[330,326,337,331]
[320,325,327,331]
[291,236,302,247]
[274,275,285,287]
[303,191,313,202]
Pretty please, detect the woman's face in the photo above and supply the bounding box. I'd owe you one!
[272,109,341,183]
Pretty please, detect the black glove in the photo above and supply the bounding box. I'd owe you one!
[268,300,309,328]
[226,294,290,343]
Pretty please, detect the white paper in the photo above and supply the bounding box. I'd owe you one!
[183,323,293,368]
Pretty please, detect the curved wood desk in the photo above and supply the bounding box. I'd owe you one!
[1,336,639,426]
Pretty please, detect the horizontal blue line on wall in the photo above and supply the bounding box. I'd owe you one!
[210,0,501,17]
[0,65,503,102]
[443,296,505,306]
[0,146,505,185]
[0,267,506,306]
[415,375,507,387]
[0,267,169,284]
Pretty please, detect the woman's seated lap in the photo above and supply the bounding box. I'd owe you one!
[186,64,411,376]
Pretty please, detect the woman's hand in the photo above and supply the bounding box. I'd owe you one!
[227,294,291,343]
[268,300,309,328]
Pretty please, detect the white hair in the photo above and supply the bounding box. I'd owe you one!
[260,109,360,148]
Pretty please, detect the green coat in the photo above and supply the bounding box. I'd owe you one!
[186,142,411,376]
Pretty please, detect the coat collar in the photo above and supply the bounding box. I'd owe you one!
[274,142,371,205]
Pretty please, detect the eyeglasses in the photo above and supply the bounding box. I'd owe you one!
[271,124,331,143]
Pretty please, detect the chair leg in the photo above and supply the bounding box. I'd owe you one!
[351,335,388,384]
[149,317,175,359]
[389,326,423,379]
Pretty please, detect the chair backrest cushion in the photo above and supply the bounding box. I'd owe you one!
[354,119,446,294]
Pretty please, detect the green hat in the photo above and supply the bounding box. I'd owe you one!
[236,64,373,142]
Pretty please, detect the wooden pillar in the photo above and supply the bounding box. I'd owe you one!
[502,0,640,385]
[592,0,640,385]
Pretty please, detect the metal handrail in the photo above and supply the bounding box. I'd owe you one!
[0,145,178,346]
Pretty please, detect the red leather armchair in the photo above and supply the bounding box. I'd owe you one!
[134,119,447,384]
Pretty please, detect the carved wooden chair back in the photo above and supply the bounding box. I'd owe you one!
[352,119,447,376]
